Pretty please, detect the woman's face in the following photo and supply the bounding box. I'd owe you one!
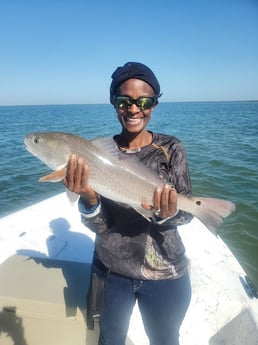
[114,78,157,135]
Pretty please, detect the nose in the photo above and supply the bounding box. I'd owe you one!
[127,103,141,115]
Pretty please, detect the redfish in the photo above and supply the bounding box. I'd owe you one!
[24,132,235,235]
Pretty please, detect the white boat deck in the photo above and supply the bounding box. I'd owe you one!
[0,193,257,345]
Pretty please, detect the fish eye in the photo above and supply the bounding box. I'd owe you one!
[34,137,40,144]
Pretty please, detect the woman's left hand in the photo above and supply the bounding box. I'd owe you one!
[142,184,178,219]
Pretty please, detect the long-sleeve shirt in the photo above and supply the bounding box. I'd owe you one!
[79,132,193,280]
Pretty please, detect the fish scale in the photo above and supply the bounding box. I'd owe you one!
[58,134,159,207]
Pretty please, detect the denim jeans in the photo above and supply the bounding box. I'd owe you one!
[98,271,191,345]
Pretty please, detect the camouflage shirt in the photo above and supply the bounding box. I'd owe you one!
[79,132,193,280]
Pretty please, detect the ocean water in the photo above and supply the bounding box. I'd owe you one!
[0,102,258,288]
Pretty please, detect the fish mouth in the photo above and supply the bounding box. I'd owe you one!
[25,146,33,154]
[24,136,38,157]
[24,139,33,154]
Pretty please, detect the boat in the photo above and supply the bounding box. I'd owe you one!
[0,192,257,345]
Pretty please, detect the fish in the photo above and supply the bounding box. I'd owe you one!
[24,131,236,235]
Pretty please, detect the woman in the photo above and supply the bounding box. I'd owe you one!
[64,62,193,345]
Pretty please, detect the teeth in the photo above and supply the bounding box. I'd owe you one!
[126,117,142,122]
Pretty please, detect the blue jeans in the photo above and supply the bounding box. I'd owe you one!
[98,271,191,345]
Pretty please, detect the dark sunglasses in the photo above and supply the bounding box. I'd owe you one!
[113,96,157,110]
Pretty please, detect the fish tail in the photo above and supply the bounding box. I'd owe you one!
[187,197,236,236]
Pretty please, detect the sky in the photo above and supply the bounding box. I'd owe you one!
[0,0,257,105]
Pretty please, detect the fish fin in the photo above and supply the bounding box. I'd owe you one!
[189,197,236,236]
[39,168,66,182]
[91,136,123,160]
[92,136,165,184]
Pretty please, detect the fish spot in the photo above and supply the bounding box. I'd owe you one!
[196,200,202,206]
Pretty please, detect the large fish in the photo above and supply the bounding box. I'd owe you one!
[24,132,235,235]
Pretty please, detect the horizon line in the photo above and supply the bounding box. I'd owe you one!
[0,99,258,107]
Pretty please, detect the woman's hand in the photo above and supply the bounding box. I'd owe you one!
[142,184,178,219]
[63,154,99,207]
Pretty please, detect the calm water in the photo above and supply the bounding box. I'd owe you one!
[0,102,258,287]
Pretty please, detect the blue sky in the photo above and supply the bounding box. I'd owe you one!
[0,0,257,105]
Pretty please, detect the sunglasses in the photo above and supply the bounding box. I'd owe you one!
[113,96,157,110]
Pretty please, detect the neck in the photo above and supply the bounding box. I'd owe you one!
[116,130,153,150]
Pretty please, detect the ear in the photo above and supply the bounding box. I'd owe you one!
[154,93,162,107]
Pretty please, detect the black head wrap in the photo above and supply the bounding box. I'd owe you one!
[110,62,161,101]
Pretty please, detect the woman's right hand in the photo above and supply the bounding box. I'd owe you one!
[63,154,99,207]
